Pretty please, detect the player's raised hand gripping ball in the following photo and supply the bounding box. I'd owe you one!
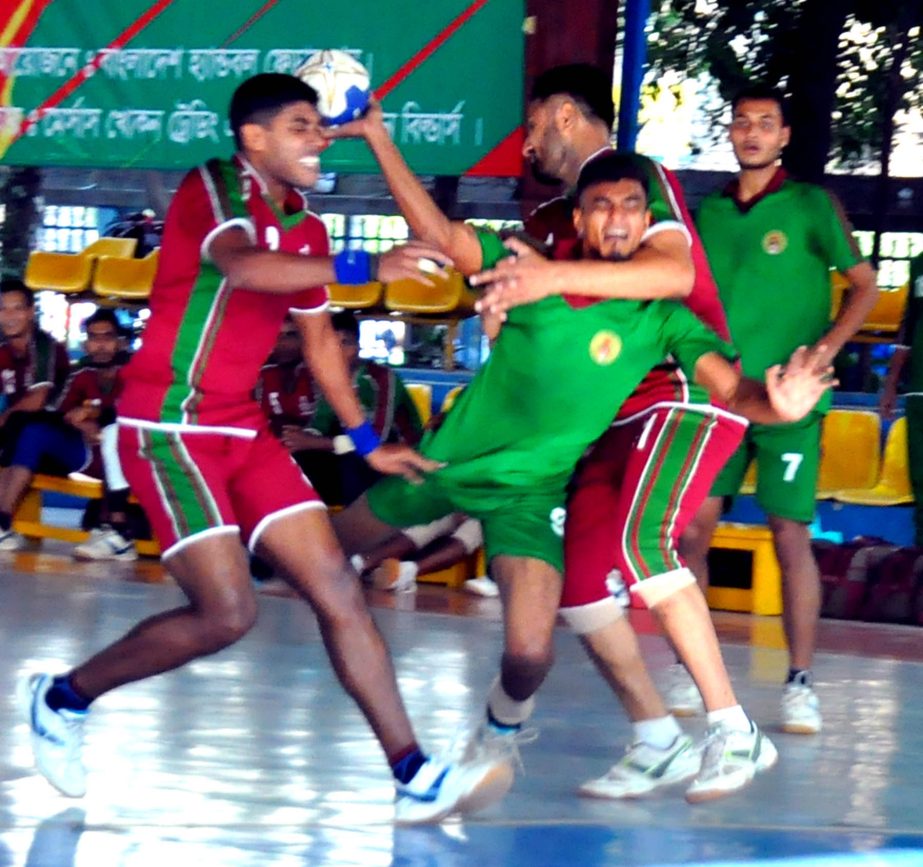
[295,49,370,125]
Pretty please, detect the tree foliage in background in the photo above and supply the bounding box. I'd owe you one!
[646,0,923,183]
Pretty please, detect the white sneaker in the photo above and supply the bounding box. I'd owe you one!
[462,576,499,597]
[21,673,88,798]
[664,663,704,717]
[462,720,539,773]
[394,756,514,825]
[684,719,777,804]
[73,527,137,561]
[0,528,26,551]
[781,683,822,734]
[579,734,700,799]
[371,559,417,593]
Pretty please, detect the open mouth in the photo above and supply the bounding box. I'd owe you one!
[299,155,321,170]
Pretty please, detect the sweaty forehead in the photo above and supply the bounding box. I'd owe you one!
[581,178,646,204]
[734,99,782,120]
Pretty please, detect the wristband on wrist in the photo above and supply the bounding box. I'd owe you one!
[345,420,381,457]
[334,249,376,285]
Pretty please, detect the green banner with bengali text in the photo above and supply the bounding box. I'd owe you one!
[0,0,524,175]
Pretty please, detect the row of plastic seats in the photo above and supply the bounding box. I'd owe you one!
[404,384,465,428]
[740,409,912,506]
[24,238,478,315]
[328,268,477,315]
[830,271,907,343]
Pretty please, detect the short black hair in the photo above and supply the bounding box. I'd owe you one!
[731,83,790,126]
[0,277,34,307]
[83,308,121,334]
[530,64,615,130]
[229,73,319,149]
[575,151,650,202]
[331,309,360,339]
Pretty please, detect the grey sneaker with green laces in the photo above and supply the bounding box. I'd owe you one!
[579,734,700,799]
[685,718,777,803]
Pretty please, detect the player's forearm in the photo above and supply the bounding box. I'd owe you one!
[221,248,337,294]
[820,265,879,354]
[536,250,693,300]
[301,332,366,430]
[720,378,785,425]
[365,126,483,273]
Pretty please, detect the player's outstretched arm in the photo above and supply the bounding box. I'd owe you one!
[293,311,442,483]
[325,101,484,275]
[209,225,452,292]
[470,228,694,317]
[694,345,835,425]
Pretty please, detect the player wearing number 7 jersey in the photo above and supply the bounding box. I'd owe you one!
[683,83,878,736]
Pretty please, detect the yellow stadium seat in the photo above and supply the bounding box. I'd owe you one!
[816,409,881,498]
[836,417,913,506]
[93,249,160,300]
[25,237,138,294]
[852,284,907,343]
[440,385,465,413]
[327,281,383,309]
[406,383,432,426]
[384,268,476,314]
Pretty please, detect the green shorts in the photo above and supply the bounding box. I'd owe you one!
[366,474,566,573]
[711,411,822,523]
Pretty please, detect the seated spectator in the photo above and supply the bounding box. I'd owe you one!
[0,278,70,446]
[0,309,134,557]
[257,311,423,505]
[351,512,495,595]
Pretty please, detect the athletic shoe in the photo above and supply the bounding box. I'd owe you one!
[684,719,778,804]
[394,755,514,825]
[664,663,704,717]
[73,527,137,562]
[463,576,500,597]
[605,569,630,610]
[781,682,822,734]
[462,719,539,771]
[21,673,88,798]
[0,528,25,552]
[371,559,417,593]
[578,734,700,799]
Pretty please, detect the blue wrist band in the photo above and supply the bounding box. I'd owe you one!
[334,249,371,285]
[346,420,381,457]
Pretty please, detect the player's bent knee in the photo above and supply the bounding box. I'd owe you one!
[199,600,258,651]
[559,597,625,635]
[502,644,554,677]
[633,567,696,609]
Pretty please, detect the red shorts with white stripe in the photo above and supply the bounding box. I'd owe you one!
[561,406,746,609]
[117,422,323,559]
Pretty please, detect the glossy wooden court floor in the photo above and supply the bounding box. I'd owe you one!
[2,545,923,867]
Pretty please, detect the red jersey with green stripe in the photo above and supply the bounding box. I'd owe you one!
[524,152,730,418]
[119,155,329,432]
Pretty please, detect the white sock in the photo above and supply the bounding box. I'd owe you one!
[399,561,420,580]
[706,704,750,733]
[350,553,366,574]
[633,715,683,749]
[486,675,535,727]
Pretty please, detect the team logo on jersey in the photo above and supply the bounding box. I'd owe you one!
[549,507,566,538]
[762,230,788,255]
[589,330,622,365]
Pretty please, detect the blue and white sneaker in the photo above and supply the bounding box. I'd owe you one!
[394,756,514,825]
[21,673,88,797]
[73,527,137,562]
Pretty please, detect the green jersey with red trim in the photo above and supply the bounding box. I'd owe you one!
[119,155,329,433]
[417,229,736,507]
[697,170,864,400]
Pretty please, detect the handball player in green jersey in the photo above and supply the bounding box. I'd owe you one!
[330,119,833,799]
[683,84,879,736]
